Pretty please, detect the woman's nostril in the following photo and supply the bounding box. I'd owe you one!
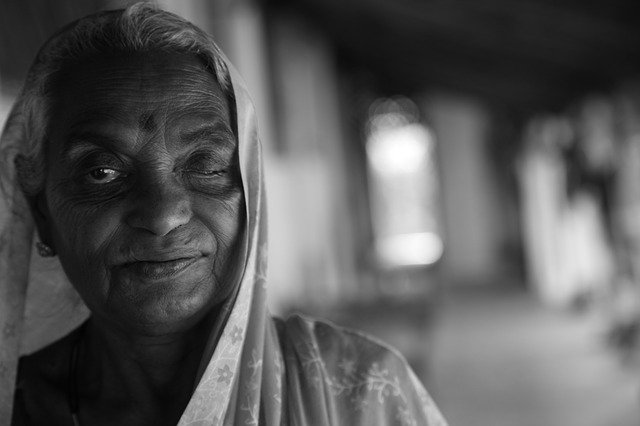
[127,189,192,235]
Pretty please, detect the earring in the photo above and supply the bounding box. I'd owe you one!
[36,241,55,257]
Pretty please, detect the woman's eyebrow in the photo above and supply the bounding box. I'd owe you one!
[60,122,235,160]
[60,132,120,160]
[59,110,131,158]
[179,123,235,147]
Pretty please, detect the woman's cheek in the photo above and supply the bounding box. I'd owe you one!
[48,189,121,273]
[204,193,245,281]
[199,193,243,239]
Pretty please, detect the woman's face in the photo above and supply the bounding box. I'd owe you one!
[37,51,244,336]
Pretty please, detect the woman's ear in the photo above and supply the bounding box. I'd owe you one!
[26,191,55,253]
[15,154,55,252]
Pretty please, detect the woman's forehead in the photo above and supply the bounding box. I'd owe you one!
[49,51,232,137]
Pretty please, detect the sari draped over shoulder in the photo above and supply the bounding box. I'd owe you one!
[0,14,447,426]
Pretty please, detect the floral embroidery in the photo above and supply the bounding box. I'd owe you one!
[273,350,283,405]
[231,326,244,344]
[338,359,356,375]
[247,349,263,380]
[296,337,434,425]
[352,396,369,412]
[396,406,418,426]
[216,364,233,385]
[240,349,262,425]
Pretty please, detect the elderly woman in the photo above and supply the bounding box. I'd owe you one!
[0,4,447,425]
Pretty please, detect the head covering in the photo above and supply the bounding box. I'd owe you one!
[0,5,447,425]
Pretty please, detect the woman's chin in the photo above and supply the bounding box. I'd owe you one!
[99,291,218,337]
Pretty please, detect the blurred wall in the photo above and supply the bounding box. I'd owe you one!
[267,14,360,310]
[424,94,508,284]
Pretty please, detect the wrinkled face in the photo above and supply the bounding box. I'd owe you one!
[37,51,245,335]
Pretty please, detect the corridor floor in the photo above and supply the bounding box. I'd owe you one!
[428,285,640,426]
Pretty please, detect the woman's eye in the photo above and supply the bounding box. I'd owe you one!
[85,168,124,184]
[192,169,225,176]
[184,166,227,177]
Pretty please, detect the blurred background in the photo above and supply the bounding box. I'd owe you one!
[2,0,640,424]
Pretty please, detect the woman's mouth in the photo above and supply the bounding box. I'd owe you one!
[124,256,203,281]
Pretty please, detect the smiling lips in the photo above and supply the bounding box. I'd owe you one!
[122,255,204,281]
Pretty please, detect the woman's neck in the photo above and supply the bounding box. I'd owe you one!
[81,316,211,407]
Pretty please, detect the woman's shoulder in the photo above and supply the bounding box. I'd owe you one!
[275,314,448,426]
[13,325,83,425]
[18,324,80,384]
[277,313,407,367]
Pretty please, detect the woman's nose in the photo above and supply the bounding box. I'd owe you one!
[125,178,193,236]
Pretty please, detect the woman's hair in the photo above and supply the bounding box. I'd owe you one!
[0,2,235,197]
